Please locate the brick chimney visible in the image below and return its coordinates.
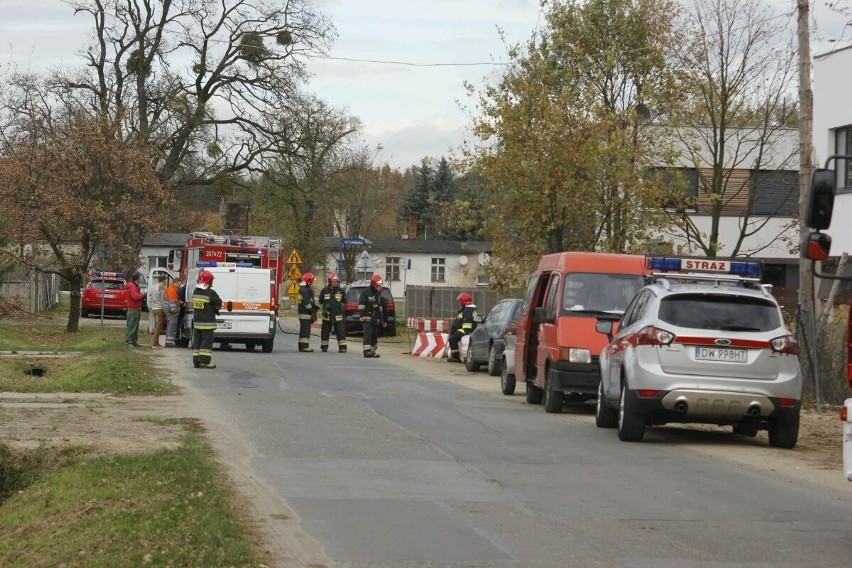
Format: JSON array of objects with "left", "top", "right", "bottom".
[
  {"left": 221, "top": 202, "right": 250, "bottom": 235},
  {"left": 406, "top": 215, "right": 418, "bottom": 240}
]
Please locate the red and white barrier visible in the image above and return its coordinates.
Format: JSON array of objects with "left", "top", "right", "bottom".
[
  {"left": 406, "top": 317, "right": 452, "bottom": 333},
  {"left": 411, "top": 332, "right": 448, "bottom": 358}
]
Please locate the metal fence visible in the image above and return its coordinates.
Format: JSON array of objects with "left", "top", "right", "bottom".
[{"left": 403, "top": 285, "right": 503, "bottom": 320}]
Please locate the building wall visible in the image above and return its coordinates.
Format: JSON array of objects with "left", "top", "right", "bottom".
[
  {"left": 657, "top": 215, "right": 798, "bottom": 259},
  {"left": 813, "top": 46, "right": 852, "bottom": 253},
  {"left": 323, "top": 250, "right": 491, "bottom": 298}
]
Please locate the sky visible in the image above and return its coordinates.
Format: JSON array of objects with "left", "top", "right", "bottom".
[{"left": 0, "top": 0, "right": 850, "bottom": 171}]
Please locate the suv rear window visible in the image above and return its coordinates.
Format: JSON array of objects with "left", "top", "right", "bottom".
[
  {"left": 90, "top": 279, "right": 124, "bottom": 291},
  {"left": 345, "top": 286, "right": 393, "bottom": 304},
  {"left": 658, "top": 294, "right": 781, "bottom": 332}
]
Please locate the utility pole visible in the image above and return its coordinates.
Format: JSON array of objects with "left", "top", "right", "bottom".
[
  {"left": 797, "top": 0, "right": 820, "bottom": 399},
  {"left": 798, "top": 0, "right": 815, "bottom": 310}
]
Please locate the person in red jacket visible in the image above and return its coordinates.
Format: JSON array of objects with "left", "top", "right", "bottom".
[{"left": 124, "top": 272, "right": 145, "bottom": 347}]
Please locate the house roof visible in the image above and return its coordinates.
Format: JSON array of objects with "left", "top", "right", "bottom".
[
  {"left": 143, "top": 233, "right": 191, "bottom": 247},
  {"left": 322, "top": 237, "right": 492, "bottom": 254}
]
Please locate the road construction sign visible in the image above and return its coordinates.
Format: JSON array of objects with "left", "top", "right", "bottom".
[
  {"left": 286, "top": 266, "right": 302, "bottom": 281},
  {"left": 287, "top": 249, "right": 303, "bottom": 264}
]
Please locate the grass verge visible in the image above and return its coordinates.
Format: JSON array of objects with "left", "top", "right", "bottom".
[
  {"left": 0, "top": 322, "right": 175, "bottom": 394},
  {"left": 0, "top": 318, "right": 264, "bottom": 567},
  {"left": 0, "top": 432, "right": 261, "bottom": 567}
]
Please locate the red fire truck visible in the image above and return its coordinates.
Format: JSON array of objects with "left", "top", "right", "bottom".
[
  {"left": 177, "top": 232, "right": 285, "bottom": 309},
  {"left": 149, "top": 232, "right": 285, "bottom": 350}
]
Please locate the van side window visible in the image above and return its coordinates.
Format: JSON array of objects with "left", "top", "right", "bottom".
[
  {"left": 522, "top": 275, "right": 540, "bottom": 314},
  {"left": 544, "top": 274, "right": 561, "bottom": 320}
]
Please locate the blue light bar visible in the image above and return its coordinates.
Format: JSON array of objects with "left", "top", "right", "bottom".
[
  {"left": 647, "top": 256, "right": 762, "bottom": 278},
  {"left": 647, "top": 256, "right": 682, "bottom": 271},
  {"left": 91, "top": 270, "right": 125, "bottom": 278},
  {"left": 728, "top": 261, "right": 762, "bottom": 278},
  {"left": 196, "top": 261, "right": 217, "bottom": 267}
]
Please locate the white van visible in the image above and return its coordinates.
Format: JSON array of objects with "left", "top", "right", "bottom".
[{"left": 185, "top": 265, "right": 277, "bottom": 353}]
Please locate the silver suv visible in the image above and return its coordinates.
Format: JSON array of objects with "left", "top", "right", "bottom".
[{"left": 594, "top": 257, "right": 802, "bottom": 448}]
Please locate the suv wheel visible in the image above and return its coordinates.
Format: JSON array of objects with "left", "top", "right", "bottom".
[
  {"left": 500, "top": 357, "right": 516, "bottom": 395},
  {"left": 595, "top": 380, "right": 617, "bottom": 428},
  {"left": 768, "top": 411, "right": 800, "bottom": 449},
  {"left": 487, "top": 344, "right": 500, "bottom": 376},
  {"left": 617, "top": 383, "right": 645, "bottom": 442}
]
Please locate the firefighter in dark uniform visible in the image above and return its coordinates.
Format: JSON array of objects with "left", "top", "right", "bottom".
[
  {"left": 192, "top": 270, "right": 222, "bottom": 369},
  {"left": 447, "top": 292, "right": 478, "bottom": 362},
  {"left": 359, "top": 274, "right": 386, "bottom": 358},
  {"left": 297, "top": 272, "right": 319, "bottom": 352},
  {"left": 318, "top": 273, "right": 347, "bottom": 353}
]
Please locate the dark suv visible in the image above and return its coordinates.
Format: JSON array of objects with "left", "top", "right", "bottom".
[{"left": 343, "top": 284, "right": 396, "bottom": 337}]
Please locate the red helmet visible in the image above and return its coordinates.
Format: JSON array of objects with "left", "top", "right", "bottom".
[
  {"left": 301, "top": 272, "right": 315, "bottom": 285},
  {"left": 198, "top": 270, "right": 214, "bottom": 286},
  {"left": 457, "top": 292, "right": 473, "bottom": 306},
  {"left": 370, "top": 274, "right": 383, "bottom": 289},
  {"left": 327, "top": 273, "right": 340, "bottom": 285}
]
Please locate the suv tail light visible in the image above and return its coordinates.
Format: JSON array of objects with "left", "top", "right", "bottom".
[
  {"left": 344, "top": 303, "right": 358, "bottom": 311},
  {"left": 384, "top": 302, "right": 395, "bottom": 311},
  {"left": 770, "top": 334, "right": 799, "bottom": 355},
  {"left": 636, "top": 326, "right": 675, "bottom": 346}
]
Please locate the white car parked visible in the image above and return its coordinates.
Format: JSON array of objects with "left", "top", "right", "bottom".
[{"left": 594, "top": 256, "right": 802, "bottom": 448}]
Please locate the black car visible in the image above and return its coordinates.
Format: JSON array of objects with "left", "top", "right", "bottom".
[
  {"left": 343, "top": 284, "right": 397, "bottom": 337},
  {"left": 465, "top": 298, "right": 523, "bottom": 376}
]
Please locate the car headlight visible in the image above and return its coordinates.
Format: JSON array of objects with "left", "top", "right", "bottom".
[{"left": 559, "top": 347, "right": 591, "bottom": 364}]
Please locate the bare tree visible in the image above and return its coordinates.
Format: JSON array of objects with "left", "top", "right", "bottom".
[
  {"left": 15, "top": 0, "right": 335, "bottom": 189},
  {"left": 667, "top": 0, "right": 799, "bottom": 258},
  {"left": 251, "top": 97, "right": 360, "bottom": 269}
]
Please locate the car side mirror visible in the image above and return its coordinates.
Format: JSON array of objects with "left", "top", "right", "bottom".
[
  {"left": 595, "top": 320, "right": 613, "bottom": 339},
  {"left": 805, "top": 168, "right": 836, "bottom": 230}
]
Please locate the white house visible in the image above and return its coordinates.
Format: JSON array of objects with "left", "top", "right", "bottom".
[
  {"left": 647, "top": 125, "right": 801, "bottom": 291},
  {"left": 813, "top": 45, "right": 852, "bottom": 253},
  {"left": 322, "top": 237, "right": 492, "bottom": 299}
]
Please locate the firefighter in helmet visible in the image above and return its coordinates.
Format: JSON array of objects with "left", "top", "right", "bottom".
[
  {"left": 192, "top": 270, "right": 222, "bottom": 369},
  {"left": 447, "top": 292, "right": 478, "bottom": 363},
  {"left": 358, "top": 274, "right": 386, "bottom": 358},
  {"left": 318, "top": 273, "right": 347, "bottom": 353},
  {"left": 297, "top": 272, "right": 320, "bottom": 352}
]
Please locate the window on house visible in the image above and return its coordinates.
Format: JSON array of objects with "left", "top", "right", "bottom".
[
  {"left": 386, "top": 257, "right": 400, "bottom": 282},
  {"left": 431, "top": 257, "right": 446, "bottom": 282},
  {"left": 650, "top": 167, "right": 698, "bottom": 213},
  {"left": 834, "top": 126, "right": 852, "bottom": 191}
]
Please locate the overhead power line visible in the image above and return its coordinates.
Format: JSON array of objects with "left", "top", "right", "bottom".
[{"left": 303, "top": 53, "right": 511, "bottom": 67}]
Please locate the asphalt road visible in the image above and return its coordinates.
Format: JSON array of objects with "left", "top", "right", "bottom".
[{"left": 162, "top": 322, "right": 852, "bottom": 568}]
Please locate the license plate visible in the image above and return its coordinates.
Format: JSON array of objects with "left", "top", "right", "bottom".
[
  {"left": 695, "top": 346, "right": 747, "bottom": 363},
  {"left": 216, "top": 321, "right": 232, "bottom": 330}
]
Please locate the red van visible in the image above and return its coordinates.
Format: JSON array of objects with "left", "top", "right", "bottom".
[{"left": 513, "top": 252, "right": 648, "bottom": 413}]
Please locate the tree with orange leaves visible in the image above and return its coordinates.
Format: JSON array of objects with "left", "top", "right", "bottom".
[{"left": 0, "top": 113, "right": 167, "bottom": 332}]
